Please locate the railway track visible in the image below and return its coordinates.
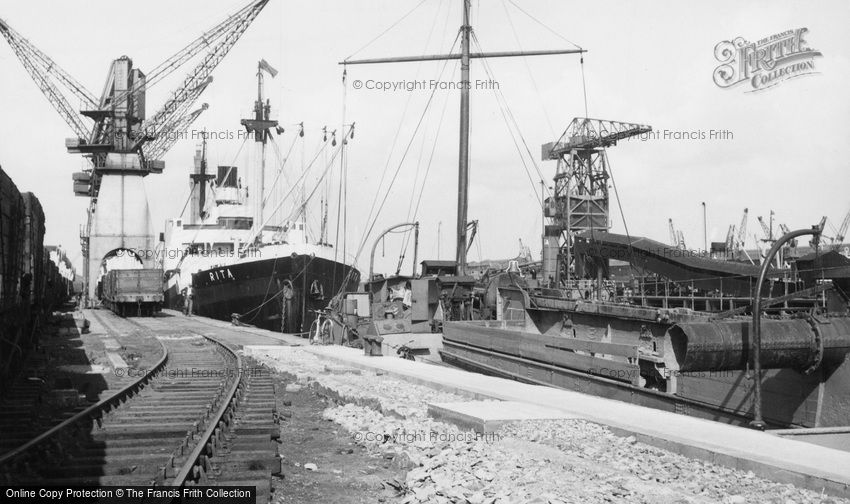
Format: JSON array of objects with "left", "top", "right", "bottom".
[
  {"left": 0, "top": 310, "right": 279, "bottom": 500},
  {"left": 0, "top": 313, "right": 93, "bottom": 455}
]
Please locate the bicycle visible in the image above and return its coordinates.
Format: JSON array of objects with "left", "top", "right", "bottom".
[
  {"left": 309, "top": 308, "right": 358, "bottom": 346},
  {"left": 308, "top": 309, "right": 335, "bottom": 345}
]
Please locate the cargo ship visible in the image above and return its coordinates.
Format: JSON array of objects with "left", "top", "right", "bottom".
[{"left": 162, "top": 60, "right": 360, "bottom": 333}]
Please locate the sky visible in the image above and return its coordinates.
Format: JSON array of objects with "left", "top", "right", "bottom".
[{"left": 0, "top": 0, "right": 848, "bottom": 276}]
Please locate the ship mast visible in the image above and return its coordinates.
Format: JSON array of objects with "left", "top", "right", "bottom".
[
  {"left": 341, "top": 1, "right": 584, "bottom": 275},
  {"left": 241, "top": 59, "right": 279, "bottom": 242},
  {"left": 456, "top": 0, "right": 471, "bottom": 274},
  {"left": 189, "top": 133, "right": 215, "bottom": 223}
]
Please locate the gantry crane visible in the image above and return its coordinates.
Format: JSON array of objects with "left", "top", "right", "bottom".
[
  {"left": 541, "top": 118, "right": 652, "bottom": 285},
  {"left": 0, "top": 0, "right": 271, "bottom": 304}
]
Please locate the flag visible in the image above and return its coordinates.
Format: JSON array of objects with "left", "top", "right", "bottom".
[{"left": 258, "top": 58, "right": 278, "bottom": 78}]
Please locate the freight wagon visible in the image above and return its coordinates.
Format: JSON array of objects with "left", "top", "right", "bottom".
[
  {"left": 101, "top": 269, "right": 163, "bottom": 316},
  {"left": 1, "top": 165, "right": 72, "bottom": 388}
]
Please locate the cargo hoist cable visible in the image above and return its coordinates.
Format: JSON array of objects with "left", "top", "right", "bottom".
[
  {"left": 341, "top": 30, "right": 460, "bottom": 275},
  {"left": 500, "top": 0, "right": 556, "bottom": 139},
  {"left": 249, "top": 137, "right": 332, "bottom": 238},
  {"left": 343, "top": 0, "right": 430, "bottom": 62},
  {"left": 238, "top": 134, "right": 350, "bottom": 322},
  {"left": 395, "top": 64, "right": 456, "bottom": 277},
  {"left": 264, "top": 133, "right": 301, "bottom": 212},
  {"left": 394, "top": 0, "right": 453, "bottom": 275},
  {"left": 332, "top": 36, "right": 460, "bottom": 302},
  {"left": 472, "top": 32, "right": 551, "bottom": 195},
  {"left": 504, "top": 0, "right": 587, "bottom": 117},
  {"left": 471, "top": 34, "right": 544, "bottom": 206},
  {"left": 353, "top": 9, "right": 458, "bottom": 269},
  {"left": 332, "top": 3, "right": 456, "bottom": 299}
]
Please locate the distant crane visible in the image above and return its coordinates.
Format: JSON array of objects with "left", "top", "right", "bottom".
[
  {"left": 668, "top": 219, "right": 677, "bottom": 246},
  {"left": 668, "top": 218, "right": 686, "bottom": 250},
  {"left": 757, "top": 211, "right": 795, "bottom": 266},
  {"left": 736, "top": 208, "right": 748, "bottom": 251},
  {"left": 779, "top": 223, "right": 796, "bottom": 248},
  {"left": 724, "top": 225, "right": 735, "bottom": 252},
  {"left": 833, "top": 208, "right": 850, "bottom": 249},
  {"left": 757, "top": 211, "right": 774, "bottom": 243}
]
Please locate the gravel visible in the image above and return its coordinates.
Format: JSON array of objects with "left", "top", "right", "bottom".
[{"left": 254, "top": 348, "right": 849, "bottom": 504}]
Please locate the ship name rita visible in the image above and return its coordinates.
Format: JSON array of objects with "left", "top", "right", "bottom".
[{"left": 208, "top": 268, "right": 236, "bottom": 283}]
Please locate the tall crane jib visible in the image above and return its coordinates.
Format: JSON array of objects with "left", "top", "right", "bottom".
[
  {"left": 736, "top": 208, "right": 748, "bottom": 251},
  {"left": 0, "top": 0, "right": 271, "bottom": 305},
  {"left": 834, "top": 208, "right": 850, "bottom": 249},
  {"left": 539, "top": 118, "right": 652, "bottom": 286}
]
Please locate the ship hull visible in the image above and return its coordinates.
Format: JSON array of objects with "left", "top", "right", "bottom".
[
  {"left": 442, "top": 297, "right": 850, "bottom": 429},
  {"left": 192, "top": 254, "right": 360, "bottom": 333}
]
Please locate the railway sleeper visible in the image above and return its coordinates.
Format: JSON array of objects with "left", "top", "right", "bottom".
[
  {"left": 222, "top": 436, "right": 278, "bottom": 451},
  {"left": 213, "top": 456, "right": 281, "bottom": 476},
  {"left": 235, "top": 412, "right": 277, "bottom": 423},
  {"left": 74, "top": 441, "right": 180, "bottom": 455},
  {"left": 90, "top": 424, "right": 196, "bottom": 439}
]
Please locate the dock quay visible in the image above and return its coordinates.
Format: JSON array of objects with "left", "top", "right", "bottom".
[{"left": 181, "top": 311, "right": 850, "bottom": 502}]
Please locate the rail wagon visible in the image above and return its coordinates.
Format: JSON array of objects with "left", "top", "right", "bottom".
[
  {"left": 1, "top": 166, "right": 73, "bottom": 387},
  {"left": 101, "top": 269, "right": 163, "bottom": 316}
]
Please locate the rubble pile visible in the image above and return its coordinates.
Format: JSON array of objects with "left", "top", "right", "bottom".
[
  {"left": 252, "top": 348, "right": 471, "bottom": 417},
  {"left": 258, "top": 349, "right": 847, "bottom": 503}
]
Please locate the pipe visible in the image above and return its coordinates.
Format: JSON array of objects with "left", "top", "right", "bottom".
[
  {"left": 750, "top": 225, "right": 822, "bottom": 430},
  {"left": 368, "top": 222, "right": 419, "bottom": 284}
]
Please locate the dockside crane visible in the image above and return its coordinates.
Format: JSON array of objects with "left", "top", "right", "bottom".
[
  {"left": 724, "top": 225, "right": 735, "bottom": 252},
  {"left": 669, "top": 219, "right": 677, "bottom": 247},
  {"left": 539, "top": 118, "right": 651, "bottom": 285},
  {"left": 757, "top": 212, "right": 774, "bottom": 243},
  {"left": 144, "top": 103, "right": 210, "bottom": 163},
  {"left": 779, "top": 223, "right": 797, "bottom": 248},
  {"left": 736, "top": 208, "right": 748, "bottom": 252},
  {"left": 0, "top": 0, "right": 271, "bottom": 305},
  {"left": 668, "top": 218, "right": 686, "bottom": 250},
  {"left": 0, "top": 19, "right": 95, "bottom": 139},
  {"left": 833, "top": 208, "right": 850, "bottom": 249}
]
